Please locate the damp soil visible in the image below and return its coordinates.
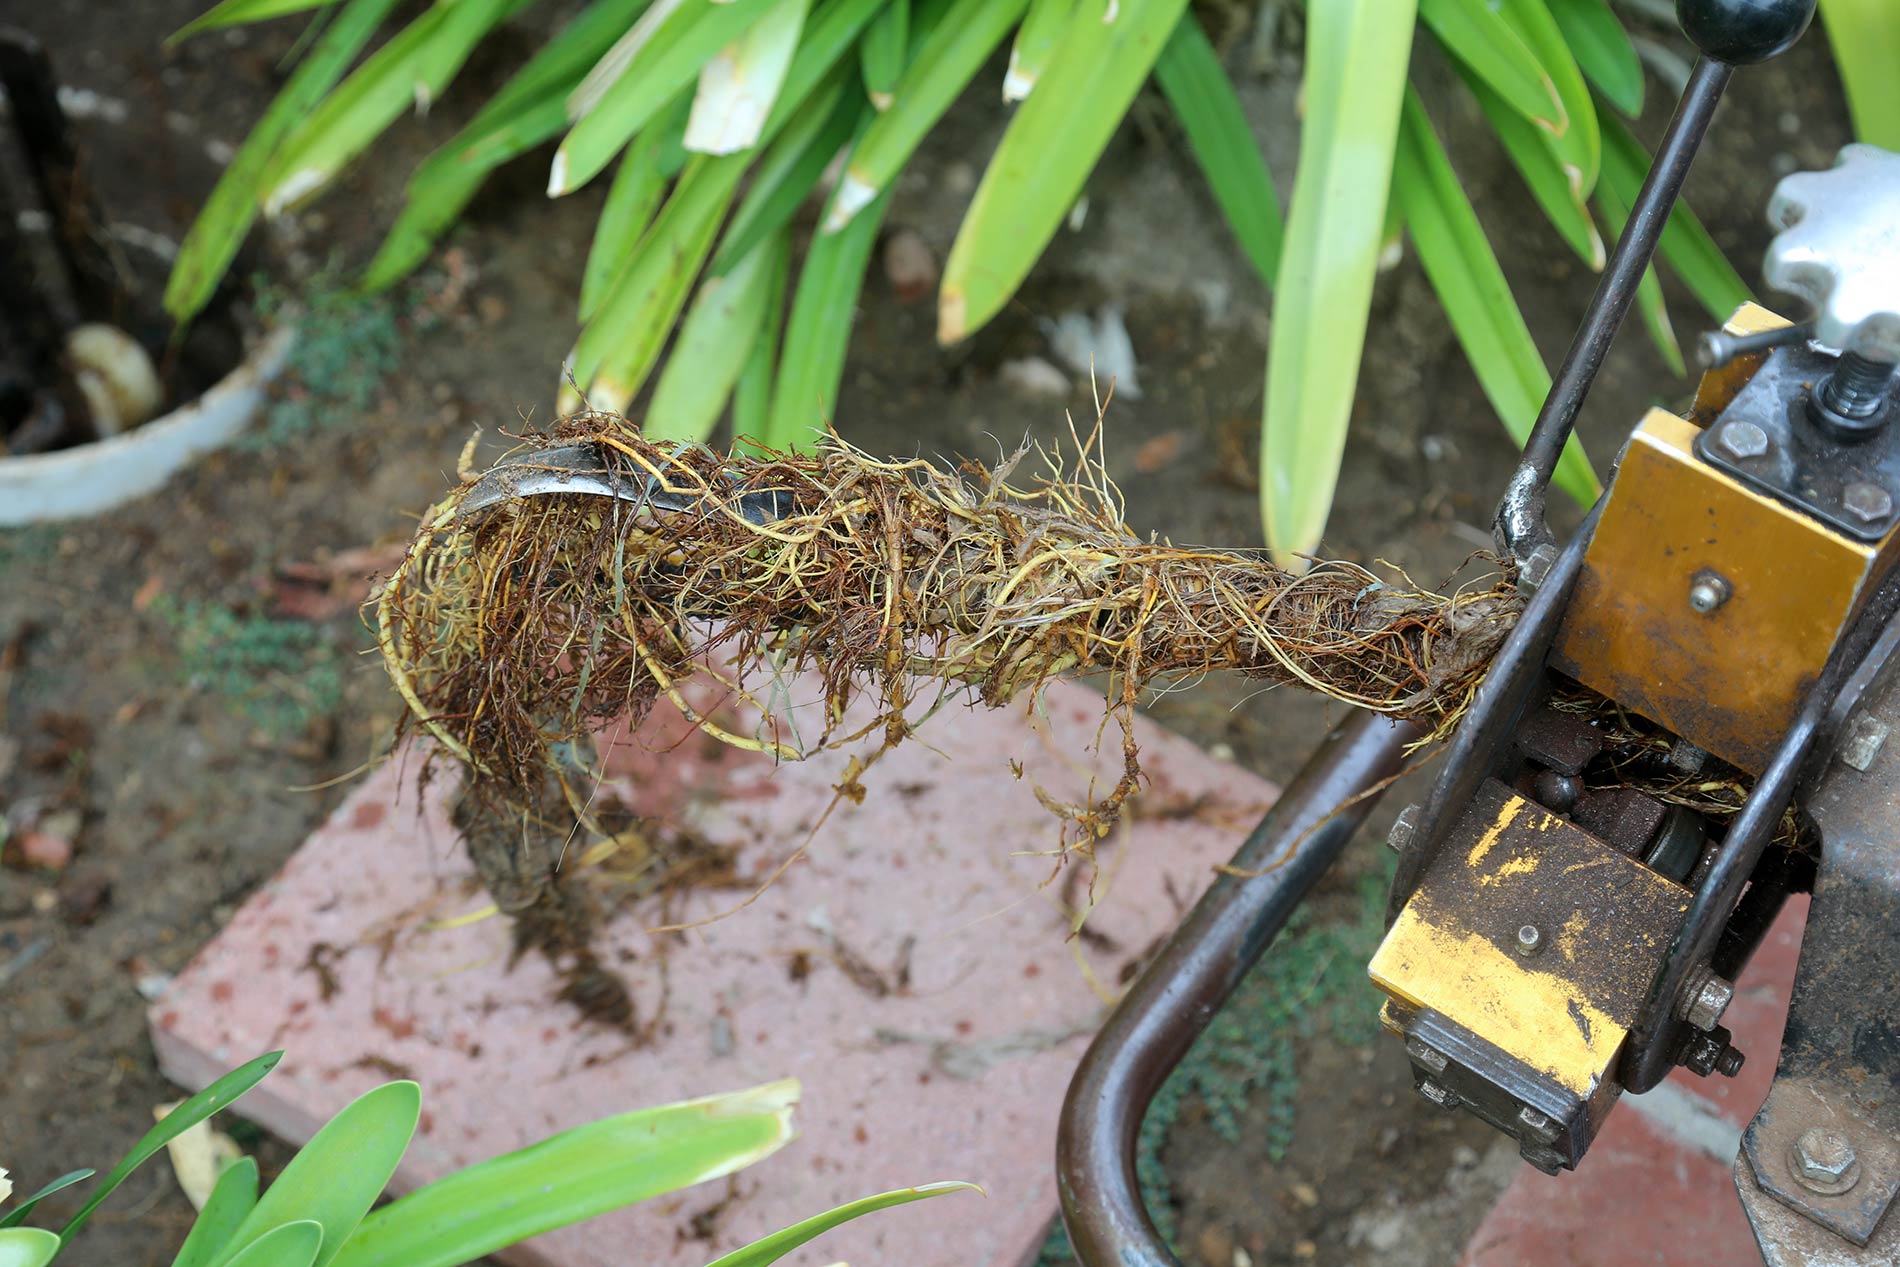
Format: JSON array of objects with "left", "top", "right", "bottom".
[{"left": 0, "top": 4, "right": 1854, "bottom": 1265}]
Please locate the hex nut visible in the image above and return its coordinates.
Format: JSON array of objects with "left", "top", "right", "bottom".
[
  {"left": 1418, "top": 1080, "right": 1461, "bottom": 1111},
  {"left": 1517, "top": 544, "right": 1559, "bottom": 594},
  {"left": 1719, "top": 420, "right": 1771, "bottom": 459},
  {"left": 1844, "top": 481, "right": 1895, "bottom": 524},
  {"left": 1386, "top": 803, "right": 1421, "bottom": 854},
  {"left": 1405, "top": 1036, "right": 1449, "bottom": 1074},
  {"left": 1689, "top": 570, "right": 1732, "bottom": 614},
  {"left": 1684, "top": 974, "right": 1734, "bottom": 1031},
  {"left": 1791, "top": 1127, "right": 1861, "bottom": 1195},
  {"left": 1517, "top": 1105, "right": 1560, "bottom": 1143}
]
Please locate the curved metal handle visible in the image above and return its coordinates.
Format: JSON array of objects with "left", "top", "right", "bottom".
[{"left": 1056, "top": 709, "right": 1418, "bottom": 1266}]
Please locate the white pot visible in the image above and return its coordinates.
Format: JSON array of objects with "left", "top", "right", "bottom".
[{"left": 0, "top": 325, "right": 294, "bottom": 526}]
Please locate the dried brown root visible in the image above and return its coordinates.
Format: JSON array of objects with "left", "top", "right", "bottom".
[{"left": 377, "top": 411, "right": 1523, "bottom": 860}]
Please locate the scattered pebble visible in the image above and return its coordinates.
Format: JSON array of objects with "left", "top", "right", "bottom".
[
  {"left": 136, "top": 971, "right": 175, "bottom": 1002},
  {"left": 1133, "top": 429, "right": 1185, "bottom": 474},
  {"left": 477, "top": 295, "right": 508, "bottom": 324},
  {"left": 1289, "top": 1180, "right": 1320, "bottom": 1208},
  {"left": 1196, "top": 1223, "right": 1234, "bottom": 1267},
  {"left": 997, "top": 357, "right": 1070, "bottom": 399},
  {"left": 1208, "top": 741, "right": 1236, "bottom": 762},
  {"left": 942, "top": 162, "right": 976, "bottom": 195},
  {"left": 1043, "top": 306, "right": 1142, "bottom": 400},
  {"left": 1292, "top": 1242, "right": 1316, "bottom": 1260},
  {"left": 59, "top": 871, "right": 113, "bottom": 925},
  {"left": 15, "top": 830, "right": 73, "bottom": 871},
  {"left": 882, "top": 229, "right": 938, "bottom": 304},
  {"left": 1453, "top": 1143, "right": 1480, "bottom": 1169}
]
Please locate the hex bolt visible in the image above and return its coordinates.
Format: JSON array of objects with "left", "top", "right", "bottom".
[
  {"left": 1719, "top": 419, "right": 1771, "bottom": 459},
  {"left": 1405, "top": 1036, "right": 1449, "bottom": 1074},
  {"left": 1843, "top": 481, "right": 1894, "bottom": 524},
  {"left": 1517, "top": 1105, "right": 1560, "bottom": 1143},
  {"left": 1418, "top": 1080, "right": 1461, "bottom": 1111},
  {"left": 1517, "top": 543, "right": 1559, "bottom": 594},
  {"left": 1840, "top": 713, "right": 1891, "bottom": 772},
  {"left": 1515, "top": 924, "right": 1543, "bottom": 956},
  {"left": 1667, "top": 739, "right": 1710, "bottom": 775},
  {"left": 1689, "top": 570, "right": 1732, "bottom": 614},
  {"left": 1715, "top": 1047, "right": 1745, "bottom": 1078},
  {"left": 1791, "top": 1128, "right": 1862, "bottom": 1195},
  {"left": 1386, "top": 803, "right": 1421, "bottom": 854},
  {"left": 1676, "top": 970, "right": 1735, "bottom": 1031}
]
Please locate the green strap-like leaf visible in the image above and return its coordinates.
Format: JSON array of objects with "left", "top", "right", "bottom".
[
  {"left": 1598, "top": 112, "right": 1749, "bottom": 321},
  {"left": 733, "top": 236, "right": 794, "bottom": 448},
  {"left": 1003, "top": 0, "right": 1073, "bottom": 100},
  {"left": 699, "top": 1182, "right": 981, "bottom": 1267},
  {"left": 552, "top": 0, "right": 779, "bottom": 195},
  {"left": 830, "top": 0, "right": 1030, "bottom": 233},
  {"left": 59, "top": 1052, "right": 283, "bottom": 1246},
  {"left": 0, "top": 1171, "right": 94, "bottom": 1230},
  {"left": 329, "top": 1081, "right": 798, "bottom": 1267},
  {"left": 221, "top": 1221, "right": 322, "bottom": 1267},
  {"left": 0, "top": 1229, "right": 62, "bottom": 1267},
  {"left": 1394, "top": 86, "right": 1599, "bottom": 506},
  {"left": 714, "top": 72, "right": 860, "bottom": 274},
  {"left": 684, "top": 0, "right": 816, "bottom": 155},
  {"left": 940, "top": 0, "right": 1190, "bottom": 341},
  {"left": 861, "top": 0, "right": 910, "bottom": 108},
  {"left": 1546, "top": 0, "right": 1642, "bottom": 116},
  {"left": 1456, "top": 60, "right": 1603, "bottom": 269},
  {"left": 170, "top": 0, "right": 339, "bottom": 44},
  {"left": 210, "top": 1081, "right": 418, "bottom": 1267},
  {"left": 171, "top": 1159, "right": 261, "bottom": 1267},
  {"left": 1818, "top": 0, "right": 1900, "bottom": 148},
  {"left": 1418, "top": 0, "right": 1562, "bottom": 130},
  {"left": 164, "top": 0, "right": 400, "bottom": 322},
  {"left": 260, "top": 0, "right": 527, "bottom": 216},
  {"left": 763, "top": 184, "right": 894, "bottom": 450},
  {"left": 577, "top": 93, "right": 691, "bottom": 321},
  {"left": 1152, "top": 13, "right": 1282, "bottom": 286},
  {"left": 1497, "top": 0, "right": 1598, "bottom": 199},
  {"left": 649, "top": 231, "right": 791, "bottom": 442},
  {"left": 1259, "top": 0, "right": 1416, "bottom": 563}
]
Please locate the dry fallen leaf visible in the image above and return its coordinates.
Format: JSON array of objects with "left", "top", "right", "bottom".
[{"left": 153, "top": 1101, "right": 244, "bottom": 1210}]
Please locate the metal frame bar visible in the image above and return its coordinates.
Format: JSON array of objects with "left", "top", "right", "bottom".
[{"left": 1055, "top": 709, "right": 1419, "bottom": 1266}]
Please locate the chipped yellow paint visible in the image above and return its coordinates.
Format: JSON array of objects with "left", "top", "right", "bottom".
[
  {"left": 1557, "top": 910, "right": 1592, "bottom": 961},
  {"left": 1465, "top": 798, "right": 1526, "bottom": 869},
  {"left": 1480, "top": 853, "right": 1541, "bottom": 888},
  {"left": 1369, "top": 905, "right": 1626, "bottom": 1098}
]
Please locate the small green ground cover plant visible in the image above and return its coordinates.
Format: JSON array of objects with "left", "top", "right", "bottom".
[
  {"left": 158, "top": 0, "right": 1900, "bottom": 565},
  {"left": 244, "top": 281, "right": 402, "bottom": 450},
  {"left": 156, "top": 597, "right": 343, "bottom": 737},
  {"left": 0, "top": 1051, "right": 974, "bottom": 1267}
]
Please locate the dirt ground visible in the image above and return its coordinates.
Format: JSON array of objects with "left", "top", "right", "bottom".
[{"left": 0, "top": 3, "right": 1855, "bottom": 1265}]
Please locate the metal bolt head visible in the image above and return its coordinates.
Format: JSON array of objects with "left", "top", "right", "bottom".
[
  {"left": 1719, "top": 419, "right": 1770, "bottom": 459},
  {"left": 1386, "top": 803, "right": 1421, "bottom": 854},
  {"left": 1405, "top": 1036, "right": 1449, "bottom": 1074},
  {"left": 1840, "top": 713, "right": 1891, "bottom": 771},
  {"left": 1517, "top": 543, "right": 1559, "bottom": 594},
  {"left": 1791, "top": 1128, "right": 1862, "bottom": 1195},
  {"left": 1689, "top": 569, "right": 1732, "bottom": 614},
  {"left": 1418, "top": 1079, "right": 1461, "bottom": 1111},
  {"left": 1843, "top": 480, "right": 1894, "bottom": 524},
  {"left": 1516, "top": 1105, "right": 1560, "bottom": 1143},
  {"left": 1515, "top": 924, "right": 1543, "bottom": 955},
  {"left": 1667, "top": 739, "right": 1710, "bottom": 775},
  {"left": 1684, "top": 974, "right": 1735, "bottom": 1031}
]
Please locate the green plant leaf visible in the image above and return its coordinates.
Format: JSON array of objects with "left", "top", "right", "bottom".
[
  {"left": 1259, "top": 0, "right": 1416, "bottom": 563},
  {"left": 829, "top": 0, "right": 1030, "bottom": 232},
  {"left": 1152, "top": 13, "right": 1282, "bottom": 286},
  {"left": 648, "top": 231, "right": 791, "bottom": 442},
  {"left": 940, "top": 0, "right": 1189, "bottom": 341},
  {"left": 59, "top": 1052, "right": 283, "bottom": 1246},
  {"left": 361, "top": 0, "right": 653, "bottom": 292},
  {"left": 222, "top": 1222, "right": 322, "bottom": 1267},
  {"left": 685, "top": 0, "right": 815, "bottom": 154},
  {"left": 1546, "top": 0, "right": 1642, "bottom": 116},
  {"left": 164, "top": 0, "right": 401, "bottom": 323},
  {"left": 0, "top": 1229, "right": 62, "bottom": 1267},
  {"left": 764, "top": 184, "right": 893, "bottom": 449},
  {"left": 1598, "top": 113, "right": 1749, "bottom": 321},
  {"left": 861, "top": 0, "right": 910, "bottom": 108},
  {"left": 577, "top": 94, "right": 691, "bottom": 321},
  {"left": 714, "top": 73, "right": 859, "bottom": 273},
  {"left": 171, "top": 1159, "right": 260, "bottom": 1267},
  {"left": 1818, "top": 0, "right": 1900, "bottom": 148},
  {"left": 1003, "top": 0, "right": 1072, "bottom": 100},
  {"left": 261, "top": 0, "right": 526, "bottom": 216},
  {"left": 732, "top": 239, "right": 793, "bottom": 447},
  {"left": 552, "top": 0, "right": 778, "bottom": 194},
  {"left": 0, "top": 1172, "right": 94, "bottom": 1230},
  {"left": 170, "top": 0, "right": 338, "bottom": 44},
  {"left": 328, "top": 1080, "right": 799, "bottom": 1267},
  {"left": 1456, "top": 61, "right": 1603, "bottom": 269},
  {"left": 1593, "top": 185, "right": 1684, "bottom": 377},
  {"left": 1394, "top": 86, "right": 1599, "bottom": 506},
  {"left": 1418, "top": 0, "right": 1562, "bottom": 129},
  {"left": 211, "top": 1081, "right": 418, "bottom": 1267},
  {"left": 1497, "top": 0, "right": 1598, "bottom": 200},
  {"left": 700, "top": 1182, "right": 981, "bottom": 1267}
]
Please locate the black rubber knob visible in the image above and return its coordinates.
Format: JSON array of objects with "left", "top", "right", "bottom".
[{"left": 1677, "top": 0, "right": 1816, "bottom": 64}]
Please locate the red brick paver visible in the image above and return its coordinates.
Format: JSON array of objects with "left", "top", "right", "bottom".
[{"left": 149, "top": 680, "right": 1280, "bottom": 1267}]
